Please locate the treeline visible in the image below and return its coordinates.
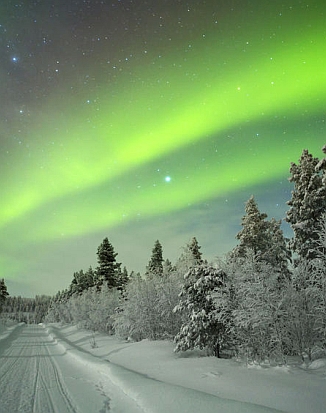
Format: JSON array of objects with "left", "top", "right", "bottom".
[
  {"left": 45, "top": 146, "right": 326, "bottom": 364},
  {"left": 1, "top": 295, "right": 51, "bottom": 324}
]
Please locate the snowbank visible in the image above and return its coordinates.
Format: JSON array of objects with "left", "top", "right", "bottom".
[
  {"left": 0, "top": 320, "right": 24, "bottom": 342},
  {"left": 45, "top": 324, "right": 326, "bottom": 413}
]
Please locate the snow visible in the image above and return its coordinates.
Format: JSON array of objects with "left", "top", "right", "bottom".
[{"left": 0, "top": 322, "right": 325, "bottom": 413}]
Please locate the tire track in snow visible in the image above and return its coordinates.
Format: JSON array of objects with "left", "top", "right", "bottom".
[
  {"left": 0, "top": 324, "right": 143, "bottom": 413},
  {"left": 0, "top": 325, "right": 78, "bottom": 413}
]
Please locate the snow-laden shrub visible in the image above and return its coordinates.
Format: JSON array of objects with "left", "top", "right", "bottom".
[
  {"left": 228, "top": 251, "right": 291, "bottom": 364},
  {"left": 68, "top": 286, "right": 121, "bottom": 333},
  {"left": 115, "top": 272, "right": 183, "bottom": 341}
]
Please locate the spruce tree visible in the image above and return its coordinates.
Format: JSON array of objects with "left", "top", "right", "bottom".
[
  {"left": 0, "top": 278, "right": 9, "bottom": 312},
  {"left": 145, "top": 240, "right": 164, "bottom": 278},
  {"left": 286, "top": 147, "right": 326, "bottom": 260},
  {"left": 95, "top": 238, "right": 121, "bottom": 289},
  {"left": 163, "top": 259, "right": 175, "bottom": 276},
  {"left": 235, "top": 195, "right": 269, "bottom": 257},
  {"left": 174, "top": 263, "right": 227, "bottom": 357},
  {"left": 187, "top": 236, "right": 203, "bottom": 264},
  {"left": 233, "top": 196, "right": 290, "bottom": 277},
  {"left": 175, "top": 236, "right": 204, "bottom": 275},
  {"left": 69, "top": 267, "right": 95, "bottom": 296},
  {"left": 116, "top": 266, "right": 129, "bottom": 292},
  {"left": 84, "top": 266, "right": 95, "bottom": 289}
]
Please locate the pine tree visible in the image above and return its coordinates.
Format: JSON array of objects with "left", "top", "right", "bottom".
[
  {"left": 233, "top": 196, "right": 290, "bottom": 277},
  {"left": 187, "top": 237, "right": 203, "bottom": 264},
  {"left": 286, "top": 147, "right": 326, "bottom": 260},
  {"left": 145, "top": 240, "right": 164, "bottom": 278},
  {"left": 174, "top": 263, "right": 227, "bottom": 357},
  {"left": 95, "top": 238, "right": 121, "bottom": 289},
  {"left": 0, "top": 278, "right": 9, "bottom": 312},
  {"left": 163, "top": 259, "right": 175, "bottom": 276},
  {"left": 84, "top": 266, "right": 95, "bottom": 289},
  {"left": 116, "top": 266, "right": 129, "bottom": 292},
  {"left": 69, "top": 267, "right": 95, "bottom": 296},
  {"left": 175, "top": 236, "right": 204, "bottom": 275},
  {"left": 235, "top": 196, "right": 269, "bottom": 257},
  {"left": 264, "top": 218, "right": 292, "bottom": 279}
]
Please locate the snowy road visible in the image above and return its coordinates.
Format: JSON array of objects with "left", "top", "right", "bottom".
[
  {"left": 0, "top": 324, "right": 79, "bottom": 412},
  {"left": 0, "top": 324, "right": 306, "bottom": 413},
  {"left": 0, "top": 324, "right": 143, "bottom": 413}
]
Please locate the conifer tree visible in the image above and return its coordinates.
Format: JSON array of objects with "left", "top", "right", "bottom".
[
  {"left": 0, "top": 278, "right": 9, "bottom": 312},
  {"left": 175, "top": 236, "right": 204, "bottom": 275},
  {"left": 84, "top": 266, "right": 95, "bottom": 289},
  {"left": 95, "top": 238, "right": 121, "bottom": 289},
  {"left": 69, "top": 267, "right": 95, "bottom": 296},
  {"left": 286, "top": 147, "right": 326, "bottom": 260},
  {"left": 174, "top": 263, "right": 227, "bottom": 357},
  {"left": 145, "top": 240, "right": 164, "bottom": 278},
  {"left": 163, "top": 259, "right": 175, "bottom": 276},
  {"left": 116, "top": 266, "right": 129, "bottom": 292},
  {"left": 235, "top": 195, "right": 269, "bottom": 257},
  {"left": 233, "top": 196, "right": 290, "bottom": 277},
  {"left": 187, "top": 236, "right": 203, "bottom": 264}
]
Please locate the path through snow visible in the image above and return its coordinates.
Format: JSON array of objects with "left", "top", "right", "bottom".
[
  {"left": 0, "top": 324, "right": 142, "bottom": 413},
  {"left": 0, "top": 323, "right": 324, "bottom": 413}
]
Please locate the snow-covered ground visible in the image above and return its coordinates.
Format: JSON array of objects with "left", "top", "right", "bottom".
[{"left": 0, "top": 322, "right": 325, "bottom": 413}]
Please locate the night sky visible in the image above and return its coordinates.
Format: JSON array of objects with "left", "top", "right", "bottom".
[{"left": 1, "top": 0, "right": 325, "bottom": 296}]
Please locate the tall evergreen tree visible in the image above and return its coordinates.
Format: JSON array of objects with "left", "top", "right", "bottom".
[
  {"left": 95, "top": 238, "right": 121, "bottom": 289},
  {"left": 163, "top": 259, "right": 175, "bottom": 276},
  {"left": 233, "top": 196, "right": 290, "bottom": 276},
  {"left": 69, "top": 267, "right": 95, "bottom": 296},
  {"left": 174, "top": 263, "right": 227, "bottom": 357},
  {"left": 0, "top": 278, "right": 9, "bottom": 311},
  {"left": 187, "top": 236, "right": 203, "bottom": 264},
  {"left": 286, "top": 147, "right": 326, "bottom": 260},
  {"left": 235, "top": 195, "right": 269, "bottom": 257},
  {"left": 175, "top": 236, "right": 204, "bottom": 275},
  {"left": 145, "top": 240, "right": 164, "bottom": 278},
  {"left": 116, "top": 266, "right": 129, "bottom": 292}
]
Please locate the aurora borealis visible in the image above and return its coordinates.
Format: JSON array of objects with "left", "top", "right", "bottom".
[{"left": 1, "top": 1, "right": 325, "bottom": 296}]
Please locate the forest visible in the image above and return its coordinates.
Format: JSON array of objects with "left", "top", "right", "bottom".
[{"left": 1, "top": 146, "right": 326, "bottom": 364}]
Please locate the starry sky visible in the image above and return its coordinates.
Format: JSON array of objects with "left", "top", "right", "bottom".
[{"left": 1, "top": 0, "right": 325, "bottom": 297}]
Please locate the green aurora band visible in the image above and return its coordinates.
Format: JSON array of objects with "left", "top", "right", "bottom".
[{"left": 1, "top": 6, "right": 325, "bottom": 280}]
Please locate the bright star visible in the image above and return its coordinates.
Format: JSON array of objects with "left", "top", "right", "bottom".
[{"left": 165, "top": 176, "right": 171, "bottom": 182}]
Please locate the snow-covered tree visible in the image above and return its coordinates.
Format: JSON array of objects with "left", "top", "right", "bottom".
[
  {"left": 145, "top": 240, "right": 164, "bottom": 278},
  {"left": 68, "top": 286, "right": 121, "bottom": 333},
  {"left": 234, "top": 195, "right": 269, "bottom": 256},
  {"left": 95, "top": 238, "right": 122, "bottom": 289},
  {"left": 69, "top": 267, "right": 95, "bottom": 296},
  {"left": 116, "top": 266, "right": 129, "bottom": 292},
  {"left": 174, "top": 237, "right": 205, "bottom": 286},
  {"left": 174, "top": 263, "right": 227, "bottom": 357},
  {"left": 286, "top": 147, "right": 326, "bottom": 260},
  {"left": 300, "top": 212, "right": 326, "bottom": 352},
  {"left": 45, "top": 289, "right": 73, "bottom": 323},
  {"left": 233, "top": 196, "right": 290, "bottom": 279},
  {"left": 264, "top": 218, "right": 292, "bottom": 280},
  {"left": 284, "top": 258, "right": 323, "bottom": 361},
  {"left": 0, "top": 278, "right": 9, "bottom": 312},
  {"left": 163, "top": 259, "right": 175, "bottom": 276},
  {"left": 115, "top": 275, "right": 161, "bottom": 340},
  {"left": 115, "top": 267, "right": 183, "bottom": 341},
  {"left": 230, "top": 251, "right": 290, "bottom": 363}
]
